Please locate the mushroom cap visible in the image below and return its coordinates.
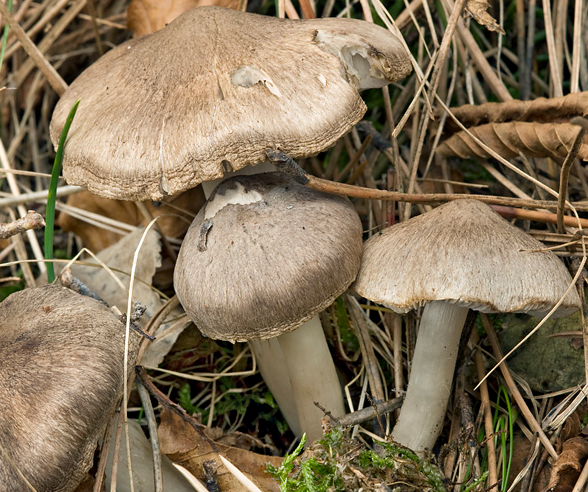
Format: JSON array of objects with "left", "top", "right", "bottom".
[
  {"left": 353, "top": 199, "right": 581, "bottom": 317},
  {"left": 174, "top": 172, "right": 363, "bottom": 342},
  {"left": 0, "top": 285, "right": 139, "bottom": 492},
  {"left": 50, "top": 7, "right": 411, "bottom": 201}
]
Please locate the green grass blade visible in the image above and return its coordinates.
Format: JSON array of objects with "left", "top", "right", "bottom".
[
  {"left": 0, "top": 0, "right": 13, "bottom": 71},
  {"left": 45, "top": 99, "right": 79, "bottom": 283}
]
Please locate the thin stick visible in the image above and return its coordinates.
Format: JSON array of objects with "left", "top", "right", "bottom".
[
  {"left": 481, "top": 315, "right": 558, "bottom": 460},
  {"left": 0, "top": 185, "right": 84, "bottom": 207},
  {"left": 557, "top": 117, "right": 588, "bottom": 233},
  {"left": 136, "top": 379, "right": 163, "bottom": 492},
  {"left": 542, "top": 0, "right": 563, "bottom": 97},
  {"left": 491, "top": 205, "right": 588, "bottom": 229},
  {"left": 267, "top": 150, "right": 588, "bottom": 212},
  {"left": 472, "top": 332, "right": 498, "bottom": 491},
  {"left": 0, "top": 210, "right": 44, "bottom": 239},
  {"left": 570, "top": 0, "right": 583, "bottom": 93}
]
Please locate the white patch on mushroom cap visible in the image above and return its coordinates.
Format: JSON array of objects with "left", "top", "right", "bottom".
[
  {"left": 313, "top": 30, "right": 392, "bottom": 90},
  {"left": 204, "top": 182, "right": 263, "bottom": 220},
  {"left": 231, "top": 65, "right": 282, "bottom": 98}
]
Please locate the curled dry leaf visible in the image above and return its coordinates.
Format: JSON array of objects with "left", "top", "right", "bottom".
[
  {"left": 547, "top": 436, "right": 588, "bottom": 491},
  {"left": 465, "top": 0, "right": 505, "bottom": 35},
  {"left": 437, "top": 92, "right": 588, "bottom": 161},
  {"left": 127, "top": 0, "right": 242, "bottom": 37},
  {"left": 158, "top": 410, "right": 281, "bottom": 492}
]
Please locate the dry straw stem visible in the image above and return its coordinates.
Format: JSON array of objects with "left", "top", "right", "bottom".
[
  {"left": 0, "top": 0, "right": 67, "bottom": 95},
  {"left": 0, "top": 210, "right": 44, "bottom": 239}
]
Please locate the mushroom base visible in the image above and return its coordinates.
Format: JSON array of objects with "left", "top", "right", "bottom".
[{"left": 391, "top": 301, "right": 469, "bottom": 452}]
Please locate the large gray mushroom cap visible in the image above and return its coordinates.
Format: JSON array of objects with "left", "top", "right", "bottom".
[
  {"left": 0, "top": 285, "right": 140, "bottom": 492},
  {"left": 174, "top": 172, "right": 363, "bottom": 342},
  {"left": 353, "top": 199, "right": 581, "bottom": 316},
  {"left": 50, "top": 6, "right": 411, "bottom": 201}
]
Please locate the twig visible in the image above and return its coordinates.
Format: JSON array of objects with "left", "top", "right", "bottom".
[
  {"left": 267, "top": 150, "right": 588, "bottom": 212},
  {"left": 472, "top": 332, "right": 498, "bottom": 491},
  {"left": 557, "top": 116, "right": 588, "bottom": 233},
  {"left": 0, "top": 210, "right": 44, "bottom": 239},
  {"left": 491, "top": 205, "right": 588, "bottom": 229},
  {"left": 337, "top": 397, "right": 404, "bottom": 427},
  {"left": 136, "top": 378, "right": 163, "bottom": 492},
  {"left": 0, "top": 185, "right": 84, "bottom": 207}
]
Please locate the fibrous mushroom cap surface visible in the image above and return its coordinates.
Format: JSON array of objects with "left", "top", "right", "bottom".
[
  {"left": 50, "top": 7, "right": 411, "bottom": 200},
  {"left": 0, "top": 285, "right": 139, "bottom": 492},
  {"left": 353, "top": 199, "right": 580, "bottom": 316},
  {"left": 174, "top": 172, "right": 363, "bottom": 341}
]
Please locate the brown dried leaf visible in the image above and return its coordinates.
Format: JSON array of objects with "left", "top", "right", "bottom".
[
  {"left": 466, "top": 0, "right": 505, "bottom": 34},
  {"left": 158, "top": 410, "right": 281, "bottom": 492},
  {"left": 58, "top": 187, "right": 204, "bottom": 253},
  {"left": 443, "top": 92, "right": 588, "bottom": 131},
  {"left": 547, "top": 436, "right": 588, "bottom": 491},
  {"left": 438, "top": 121, "right": 588, "bottom": 161},
  {"left": 127, "top": 0, "right": 242, "bottom": 37},
  {"left": 437, "top": 93, "right": 588, "bottom": 162}
]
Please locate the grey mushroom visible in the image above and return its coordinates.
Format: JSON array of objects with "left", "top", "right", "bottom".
[
  {"left": 0, "top": 285, "right": 141, "bottom": 491},
  {"left": 353, "top": 199, "right": 581, "bottom": 452}
]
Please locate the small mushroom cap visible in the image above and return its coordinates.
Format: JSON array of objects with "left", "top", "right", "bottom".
[
  {"left": 353, "top": 199, "right": 581, "bottom": 317},
  {"left": 0, "top": 285, "right": 139, "bottom": 492},
  {"left": 174, "top": 172, "right": 363, "bottom": 342},
  {"left": 50, "top": 7, "right": 411, "bottom": 201}
]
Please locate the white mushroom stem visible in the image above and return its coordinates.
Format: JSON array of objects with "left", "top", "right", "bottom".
[
  {"left": 249, "top": 317, "right": 345, "bottom": 442},
  {"left": 201, "top": 163, "right": 345, "bottom": 442},
  {"left": 277, "top": 315, "right": 345, "bottom": 441},
  {"left": 391, "top": 301, "right": 469, "bottom": 452},
  {"left": 249, "top": 338, "right": 302, "bottom": 437}
]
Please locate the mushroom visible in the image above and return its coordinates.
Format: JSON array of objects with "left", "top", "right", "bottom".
[
  {"left": 50, "top": 6, "right": 410, "bottom": 201},
  {"left": 353, "top": 199, "right": 581, "bottom": 452},
  {"left": 174, "top": 172, "right": 363, "bottom": 441},
  {"left": 0, "top": 284, "right": 140, "bottom": 491}
]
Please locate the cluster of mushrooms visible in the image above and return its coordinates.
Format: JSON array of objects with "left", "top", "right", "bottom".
[{"left": 1, "top": 5, "right": 581, "bottom": 491}]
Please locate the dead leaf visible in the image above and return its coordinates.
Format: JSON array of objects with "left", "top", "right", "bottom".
[
  {"left": 58, "top": 187, "right": 203, "bottom": 253},
  {"left": 437, "top": 92, "right": 588, "bottom": 161},
  {"left": 158, "top": 409, "right": 281, "bottom": 492},
  {"left": 507, "top": 433, "right": 550, "bottom": 491},
  {"left": 547, "top": 436, "right": 588, "bottom": 491},
  {"left": 70, "top": 228, "right": 187, "bottom": 367},
  {"left": 465, "top": 0, "right": 505, "bottom": 34},
  {"left": 127, "top": 0, "right": 243, "bottom": 37}
]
